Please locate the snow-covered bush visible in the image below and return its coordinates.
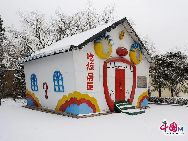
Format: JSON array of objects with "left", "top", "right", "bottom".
[{"left": 149, "top": 97, "right": 188, "bottom": 106}]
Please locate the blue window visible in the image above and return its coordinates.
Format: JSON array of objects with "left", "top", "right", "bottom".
[
  {"left": 53, "top": 71, "right": 64, "bottom": 92},
  {"left": 30, "top": 74, "right": 38, "bottom": 91}
]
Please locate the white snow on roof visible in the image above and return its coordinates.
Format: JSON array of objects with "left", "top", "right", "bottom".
[{"left": 31, "top": 22, "right": 113, "bottom": 58}]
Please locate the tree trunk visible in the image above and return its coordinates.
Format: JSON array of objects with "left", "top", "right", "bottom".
[
  {"left": 171, "top": 88, "right": 174, "bottom": 97},
  {"left": 159, "top": 88, "right": 161, "bottom": 97},
  {"left": 148, "top": 89, "right": 151, "bottom": 97}
]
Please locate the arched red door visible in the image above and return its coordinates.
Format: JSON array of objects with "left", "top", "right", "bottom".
[{"left": 103, "top": 57, "right": 136, "bottom": 112}]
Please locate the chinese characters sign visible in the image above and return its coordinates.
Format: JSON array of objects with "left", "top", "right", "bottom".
[
  {"left": 160, "top": 120, "right": 184, "bottom": 135},
  {"left": 86, "top": 53, "right": 94, "bottom": 90}
]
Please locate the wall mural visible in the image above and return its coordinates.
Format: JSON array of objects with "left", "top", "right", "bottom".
[
  {"left": 116, "top": 47, "right": 128, "bottom": 56},
  {"left": 55, "top": 91, "right": 100, "bottom": 115},
  {"left": 136, "top": 91, "right": 149, "bottom": 108},
  {"left": 129, "top": 43, "right": 143, "bottom": 65},
  {"left": 26, "top": 90, "right": 41, "bottom": 107},
  {"left": 94, "top": 33, "right": 113, "bottom": 59},
  {"left": 119, "top": 31, "right": 125, "bottom": 40}
]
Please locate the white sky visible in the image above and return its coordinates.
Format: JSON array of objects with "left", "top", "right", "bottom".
[{"left": 1, "top": 0, "right": 188, "bottom": 53}]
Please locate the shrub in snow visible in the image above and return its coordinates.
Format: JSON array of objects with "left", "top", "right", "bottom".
[{"left": 149, "top": 97, "right": 188, "bottom": 106}]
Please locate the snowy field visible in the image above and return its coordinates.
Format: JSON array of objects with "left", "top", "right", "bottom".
[{"left": 0, "top": 99, "right": 188, "bottom": 141}]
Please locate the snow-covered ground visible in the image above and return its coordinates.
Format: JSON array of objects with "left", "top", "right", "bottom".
[{"left": 0, "top": 99, "right": 187, "bottom": 141}]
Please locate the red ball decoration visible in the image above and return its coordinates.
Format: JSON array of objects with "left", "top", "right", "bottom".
[{"left": 116, "top": 47, "right": 128, "bottom": 57}]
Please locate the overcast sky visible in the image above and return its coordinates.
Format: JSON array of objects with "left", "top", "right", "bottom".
[{"left": 1, "top": 0, "right": 188, "bottom": 53}]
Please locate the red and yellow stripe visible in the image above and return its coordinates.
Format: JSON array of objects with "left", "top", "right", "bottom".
[
  {"left": 136, "top": 91, "right": 148, "bottom": 108},
  {"left": 26, "top": 90, "right": 41, "bottom": 107},
  {"left": 55, "top": 91, "right": 100, "bottom": 113}
]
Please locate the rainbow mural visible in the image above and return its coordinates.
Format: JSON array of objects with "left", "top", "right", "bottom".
[
  {"left": 26, "top": 90, "right": 41, "bottom": 107},
  {"left": 136, "top": 91, "right": 149, "bottom": 108},
  {"left": 55, "top": 91, "right": 100, "bottom": 115}
]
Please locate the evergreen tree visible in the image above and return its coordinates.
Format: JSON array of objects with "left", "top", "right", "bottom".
[
  {"left": 0, "top": 15, "right": 5, "bottom": 105},
  {"left": 150, "top": 51, "right": 188, "bottom": 97},
  {"left": 0, "top": 15, "right": 5, "bottom": 67},
  {"left": 150, "top": 55, "right": 168, "bottom": 97},
  {"left": 164, "top": 51, "right": 188, "bottom": 96}
]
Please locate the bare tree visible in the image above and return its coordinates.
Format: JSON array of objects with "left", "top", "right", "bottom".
[
  {"left": 99, "top": 5, "right": 115, "bottom": 24},
  {"left": 5, "top": 28, "right": 34, "bottom": 57},
  {"left": 51, "top": 12, "right": 75, "bottom": 42},
  {"left": 51, "top": 4, "right": 115, "bottom": 42},
  {"left": 19, "top": 11, "right": 53, "bottom": 50}
]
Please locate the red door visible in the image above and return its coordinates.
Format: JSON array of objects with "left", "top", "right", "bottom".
[{"left": 115, "top": 69, "right": 125, "bottom": 102}]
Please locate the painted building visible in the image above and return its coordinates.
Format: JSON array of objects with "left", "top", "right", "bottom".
[{"left": 22, "top": 17, "right": 151, "bottom": 115}]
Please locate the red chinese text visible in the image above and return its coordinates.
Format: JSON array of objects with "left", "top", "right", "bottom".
[{"left": 86, "top": 53, "right": 94, "bottom": 90}]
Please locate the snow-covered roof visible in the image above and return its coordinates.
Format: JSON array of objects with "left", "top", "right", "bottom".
[
  {"left": 30, "top": 23, "right": 112, "bottom": 58},
  {"left": 22, "top": 17, "right": 151, "bottom": 63}
]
